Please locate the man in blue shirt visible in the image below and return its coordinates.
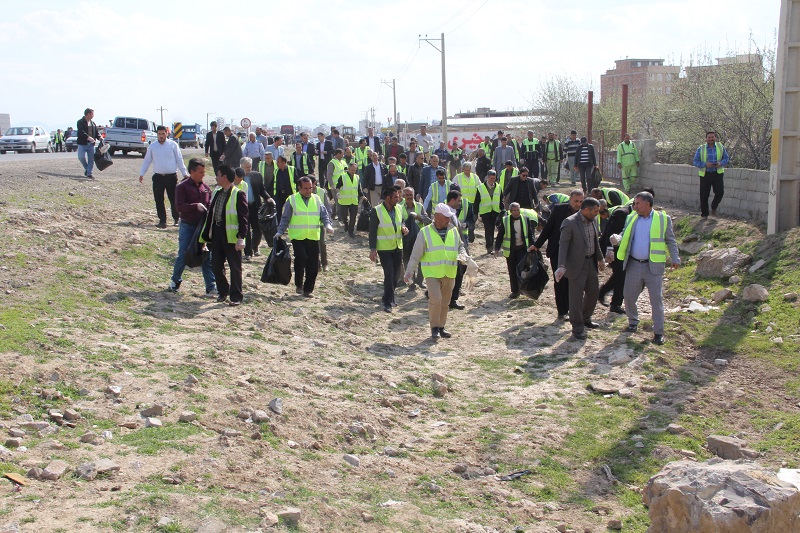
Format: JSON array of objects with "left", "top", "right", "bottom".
[{"left": 693, "top": 131, "right": 730, "bottom": 218}]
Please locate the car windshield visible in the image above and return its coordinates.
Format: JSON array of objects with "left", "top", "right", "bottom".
[{"left": 6, "top": 127, "right": 33, "bottom": 136}]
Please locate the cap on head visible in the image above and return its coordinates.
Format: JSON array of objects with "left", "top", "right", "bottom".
[{"left": 435, "top": 203, "right": 455, "bottom": 217}]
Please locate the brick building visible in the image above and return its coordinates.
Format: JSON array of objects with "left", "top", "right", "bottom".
[{"left": 600, "top": 58, "right": 680, "bottom": 102}]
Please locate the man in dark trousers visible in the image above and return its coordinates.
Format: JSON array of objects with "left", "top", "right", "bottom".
[
  {"left": 221, "top": 127, "right": 242, "bottom": 169},
  {"left": 205, "top": 121, "right": 226, "bottom": 173},
  {"left": 316, "top": 132, "right": 333, "bottom": 188},
  {"left": 554, "top": 197, "right": 605, "bottom": 340},
  {"left": 275, "top": 177, "right": 334, "bottom": 297},
  {"left": 532, "top": 189, "right": 585, "bottom": 320},
  {"left": 493, "top": 202, "right": 537, "bottom": 298},
  {"left": 76, "top": 108, "right": 99, "bottom": 178},
  {"left": 599, "top": 200, "right": 633, "bottom": 314},
  {"left": 240, "top": 157, "right": 274, "bottom": 260},
  {"left": 200, "top": 165, "right": 249, "bottom": 306},
  {"left": 573, "top": 137, "right": 598, "bottom": 193},
  {"left": 369, "top": 186, "right": 409, "bottom": 312}
]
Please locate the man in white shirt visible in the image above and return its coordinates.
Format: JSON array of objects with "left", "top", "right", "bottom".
[
  {"left": 363, "top": 150, "right": 389, "bottom": 207},
  {"left": 139, "top": 125, "right": 189, "bottom": 228},
  {"left": 416, "top": 125, "right": 434, "bottom": 162},
  {"left": 364, "top": 127, "right": 382, "bottom": 158}
]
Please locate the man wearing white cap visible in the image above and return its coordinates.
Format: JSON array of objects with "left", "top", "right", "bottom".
[{"left": 404, "top": 203, "right": 467, "bottom": 339}]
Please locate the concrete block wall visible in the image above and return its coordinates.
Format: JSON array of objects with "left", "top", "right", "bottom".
[{"left": 630, "top": 140, "right": 769, "bottom": 224}]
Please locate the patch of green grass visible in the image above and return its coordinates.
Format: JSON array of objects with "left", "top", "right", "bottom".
[{"left": 116, "top": 423, "right": 208, "bottom": 455}]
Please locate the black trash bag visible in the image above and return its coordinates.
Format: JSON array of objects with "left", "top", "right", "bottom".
[
  {"left": 261, "top": 237, "right": 292, "bottom": 285},
  {"left": 516, "top": 250, "right": 549, "bottom": 299},
  {"left": 258, "top": 202, "right": 278, "bottom": 246},
  {"left": 590, "top": 166, "right": 603, "bottom": 189},
  {"left": 183, "top": 222, "right": 208, "bottom": 268},
  {"left": 356, "top": 198, "right": 372, "bottom": 232},
  {"left": 94, "top": 140, "right": 113, "bottom": 171}
]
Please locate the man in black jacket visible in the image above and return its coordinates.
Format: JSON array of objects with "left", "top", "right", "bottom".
[
  {"left": 573, "top": 137, "right": 598, "bottom": 193},
  {"left": 205, "top": 121, "right": 226, "bottom": 173},
  {"left": 598, "top": 202, "right": 632, "bottom": 314},
  {"left": 316, "top": 132, "right": 333, "bottom": 188},
  {"left": 221, "top": 127, "right": 242, "bottom": 169},
  {"left": 76, "top": 108, "right": 99, "bottom": 178},
  {"left": 240, "top": 157, "right": 274, "bottom": 260},
  {"left": 363, "top": 150, "right": 390, "bottom": 207},
  {"left": 503, "top": 167, "right": 540, "bottom": 209},
  {"left": 532, "top": 189, "right": 584, "bottom": 319},
  {"left": 200, "top": 165, "right": 249, "bottom": 306},
  {"left": 474, "top": 148, "right": 492, "bottom": 181}
]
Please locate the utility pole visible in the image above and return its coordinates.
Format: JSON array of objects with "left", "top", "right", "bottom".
[
  {"left": 381, "top": 79, "right": 397, "bottom": 130},
  {"left": 206, "top": 111, "right": 215, "bottom": 132},
  {"left": 420, "top": 33, "right": 447, "bottom": 147},
  {"left": 156, "top": 106, "right": 168, "bottom": 126}
]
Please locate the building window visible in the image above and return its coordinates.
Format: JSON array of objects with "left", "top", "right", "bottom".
[
  {"left": 657, "top": 73, "right": 662, "bottom": 81},
  {"left": 666, "top": 86, "right": 671, "bottom": 95}
]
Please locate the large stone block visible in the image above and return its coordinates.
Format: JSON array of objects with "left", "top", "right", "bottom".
[
  {"left": 695, "top": 248, "right": 750, "bottom": 278},
  {"left": 643, "top": 459, "right": 800, "bottom": 533}
]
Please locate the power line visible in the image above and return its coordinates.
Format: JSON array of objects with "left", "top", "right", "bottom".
[
  {"left": 425, "top": 0, "right": 480, "bottom": 34},
  {"left": 448, "top": 0, "right": 490, "bottom": 36}
]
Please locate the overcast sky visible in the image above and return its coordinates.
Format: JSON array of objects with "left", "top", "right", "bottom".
[{"left": 0, "top": 0, "right": 780, "bottom": 133}]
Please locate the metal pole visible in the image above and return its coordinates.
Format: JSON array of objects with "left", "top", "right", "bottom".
[
  {"left": 587, "top": 91, "right": 593, "bottom": 144},
  {"left": 392, "top": 79, "right": 397, "bottom": 128},
  {"left": 156, "top": 107, "right": 168, "bottom": 126},
  {"left": 621, "top": 85, "right": 628, "bottom": 139},
  {"left": 206, "top": 112, "right": 215, "bottom": 131},
  {"left": 441, "top": 33, "right": 448, "bottom": 148}
]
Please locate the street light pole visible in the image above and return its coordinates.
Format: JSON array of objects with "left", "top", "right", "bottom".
[
  {"left": 156, "top": 106, "right": 168, "bottom": 127},
  {"left": 206, "top": 112, "right": 215, "bottom": 131},
  {"left": 420, "top": 33, "right": 448, "bottom": 147}
]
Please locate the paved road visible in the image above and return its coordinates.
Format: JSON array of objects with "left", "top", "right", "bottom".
[{"left": 0, "top": 147, "right": 205, "bottom": 163}]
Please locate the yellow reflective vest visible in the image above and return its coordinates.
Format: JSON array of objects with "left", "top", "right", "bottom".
[
  {"left": 375, "top": 203, "right": 403, "bottom": 251},
  {"left": 419, "top": 225, "right": 459, "bottom": 278},
  {"left": 287, "top": 192, "right": 321, "bottom": 241},
  {"left": 616, "top": 211, "right": 668, "bottom": 263}
]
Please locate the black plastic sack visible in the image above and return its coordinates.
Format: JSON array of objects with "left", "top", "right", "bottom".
[
  {"left": 94, "top": 140, "right": 113, "bottom": 171},
  {"left": 356, "top": 198, "right": 371, "bottom": 232},
  {"left": 183, "top": 222, "right": 208, "bottom": 268},
  {"left": 258, "top": 202, "right": 277, "bottom": 246},
  {"left": 261, "top": 237, "right": 292, "bottom": 285},
  {"left": 516, "top": 250, "right": 549, "bottom": 299}
]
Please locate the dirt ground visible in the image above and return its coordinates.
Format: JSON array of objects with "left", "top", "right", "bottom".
[{"left": 0, "top": 152, "right": 785, "bottom": 532}]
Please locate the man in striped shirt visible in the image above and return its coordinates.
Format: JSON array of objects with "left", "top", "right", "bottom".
[{"left": 564, "top": 130, "right": 581, "bottom": 186}]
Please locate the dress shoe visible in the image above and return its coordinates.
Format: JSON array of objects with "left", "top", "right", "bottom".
[
  {"left": 216, "top": 294, "right": 227, "bottom": 303},
  {"left": 383, "top": 305, "right": 392, "bottom": 313},
  {"left": 557, "top": 314, "right": 568, "bottom": 321},
  {"left": 303, "top": 292, "right": 313, "bottom": 298},
  {"left": 438, "top": 328, "right": 452, "bottom": 338},
  {"left": 156, "top": 222, "right": 167, "bottom": 229},
  {"left": 449, "top": 302, "right": 465, "bottom": 310},
  {"left": 509, "top": 292, "right": 520, "bottom": 299},
  {"left": 229, "top": 300, "right": 242, "bottom": 307},
  {"left": 653, "top": 334, "right": 666, "bottom": 345},
  {"left": 609, "top": 305, "right": 626, "bottom": 314},
  {"left": 584, "top": 321, "right": 600, "bottom": 329},
  {"left": 296, "top": 287, "right": 303, "bottom": 294},
  {"left": 624, "top": 324, "right": 638, "bottom": 333},
  {"left": 431, "top": 328, "right": 441, "bottom": 339},
  {"left": 572, "top": 331, "right": 587, "bottom": 340},
  {"left": 598, "top": 295, "right": 609, "bottom": 307}
]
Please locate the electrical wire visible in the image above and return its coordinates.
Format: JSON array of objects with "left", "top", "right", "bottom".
[
  {"left": 425, "top": 0, "right": 480, "bottom": 35},
  {"left": 448, "top": 0, "right": 490, "bottom": 36}
]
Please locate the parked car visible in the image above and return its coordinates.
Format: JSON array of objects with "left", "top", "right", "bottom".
[
  {"left": 0, "top": 126, "right": 53, "bottom": 154},
  {"left": 65, "top": 135, "right": 97, "bottom": 153},
  {"left": 103, "top": 116, "right": 158, "bottom": 156}
]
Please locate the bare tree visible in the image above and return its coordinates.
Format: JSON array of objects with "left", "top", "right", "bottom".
[{"left": 526, "top": 75, "right": 593, "bottom": 137}]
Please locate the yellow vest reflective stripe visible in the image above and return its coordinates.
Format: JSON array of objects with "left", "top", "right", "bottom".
[
  {"left": 522, "top": 138, "right": 539, "bottom": 157},
  {"left": 428, "top": 181, "right": 451, "bottom": 205},
  {"left": 520, "top": 208, "right": 539, "bottom": 225},
  {"left": 453, "top": 172, "right": 478, "bottom": 203},
  {"left": 375, "top": 204, "right": 403, "bottom": 251},
  {"left": 601, "top": 188, "right": 630, "bottom": 206},
  {"left": 477, "top": 182, "right": 501, "bottom": 214},
  {"left": 287, "top": 192, "right": 321, "bottom": 241},
  {"left": 498, "top": 168, "right": 519, "bottom": 192},
  {"left": 616, "top": 211, "right": 668, "bottom": 263},
  {"left": 400, "top": 201, "right": 424, "bottom": 228},
  {"left": 338, "top": 173, "right": 360, "bottom": 205},
  {"left": 457, "top": 199, "right": 471, "bottom": 237},
  {"left": 698, "top": 143, "right": 725, "bottom": 176},
  {"left": 329, "top": 158, "right": 345, "bottom": 190},
  {"left": 420, "top": 225, "right": 459, "bottom": 278},
  {"left": 355, "top": 147, "right": 370, "bottom": 168},
  {"left": 617, "top": 141, "right": 638, "bottom": 164},
  {"left": 290, "top": 153, "right": 310, "bottom": 174},
  {"left": 501, "top": 214, "right": 529, "bottom": 257},
  {"left": 273, "top": 166, "right": 297, "bottom": 195}
]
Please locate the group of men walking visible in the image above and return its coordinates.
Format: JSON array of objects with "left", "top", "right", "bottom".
[{"left": 118, "top": 118, "right": 742, "bottom": 345}]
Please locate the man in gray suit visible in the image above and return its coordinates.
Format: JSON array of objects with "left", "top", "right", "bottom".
[
  {"left": 614, "top": 191, "right": 680, "bottom": 345},
  {"left": 555, "top": 197, "right": 605, "bottom": 340},
  {"left": 492, "top": 137, "right": 517, "bottom": 171}
]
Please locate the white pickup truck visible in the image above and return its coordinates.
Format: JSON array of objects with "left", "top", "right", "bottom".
[{"left": 103, "top": 116, "right": 158, "bottom": 156}]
